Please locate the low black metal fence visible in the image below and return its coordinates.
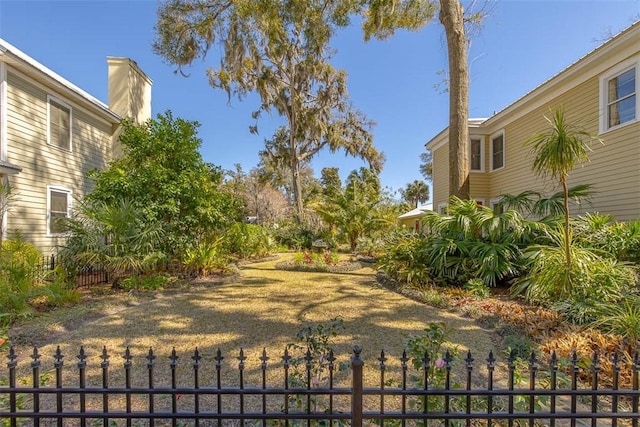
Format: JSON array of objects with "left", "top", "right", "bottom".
[
  {"left": 1, "top": 345, "right": 639, "bottom": 426},
  {"left": 39, "top": 255, "right": 108, "bottom": 287}
]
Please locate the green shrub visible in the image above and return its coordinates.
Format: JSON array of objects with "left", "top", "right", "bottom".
[
  {"left": 271, "top": 222, "right": 322, "bottom": 250},
  {"left": 182, "top": 237, "right": 228, "bottom": 276},
  {"left": 512, "top": 226, "right": 636, "bottom": 305},
  {"left": 464, "top": 278, "right": 491, "bottom": 300},
  {"left": 421, "top": 288, "right": 450, "bottom": 309},
  {"left": 223, "top": 223, "right": 275, "bottom": 259},
  {"left": 31, "top": 269, "right": 81, "bottom": 309},
  {"left": 498, "top": 324, "right": 535, "bottom": 359},
  {"left": 551, "top": 297, "right": 601, "bottom": 325},
  {"left": 377, "top": 230, "right": 434, "bottom": 287},
  {"left": 0, "top": 238, "right": 46, "bottom": 325},
  {"left": 573, "top": 214, "right": 640, "bottom": 263},
  {"left": 592, "top": 296, "right": 640, "bottom": 343},
  {"left": 121, "top": 274, "right": 173, "bottom": 291}
]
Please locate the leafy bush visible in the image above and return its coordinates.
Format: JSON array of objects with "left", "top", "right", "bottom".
[
  {"left": 420, "top": 288, "right": 450, "bottom": 308},
  {"left": 270, "top": 222, "right": 322, "bottom": 250},
  {"left": 30, "top": 269, "right": 81, "bottom": 310},
  {"left": 513, "top": 226, "right": 636, "bottom": 305},
  {"left": 464, "top": 278, "right": 490, "bottom": 300},
  {"left": 120, "top": 274, "right": 173, "bottom": 291},
  {"left": 182, "top": 237, "right": 228, "bottom": 276},
  {"left": 499, "top": 325, "right": 535, "bottom": 359},
  {"left": 0, "top": 239, "right": 46, "bottom": 324},
  {"left": 223, "top": 223, "right": 275, "bottom": 259},
  {"left": 592, "top": 295, "right": 640, "bottom": 343},
  {"left": 377, "top": 230, "right": 434, "bottom": 287},
  {"left": 285, "top": 318, "right": 348, "bottom": 413},
  {"left": 573, "top": 214, "right": 640, "bottom": 263}
]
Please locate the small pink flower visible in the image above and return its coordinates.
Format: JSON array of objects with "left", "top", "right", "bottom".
[{"left": 435, "top": 358, "right": 445, "bottom": 369}]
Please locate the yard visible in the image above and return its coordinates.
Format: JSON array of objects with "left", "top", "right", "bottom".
[
  {"left": 4, "top": 254, "right": 639, "bottom": 425},
  {"left": 6, "top": 253, "right": 496, "bottom": 386}
]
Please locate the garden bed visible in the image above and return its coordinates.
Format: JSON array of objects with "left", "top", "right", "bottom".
[{"left": 275, "top": 259, "right": 363, "bottom": 273}]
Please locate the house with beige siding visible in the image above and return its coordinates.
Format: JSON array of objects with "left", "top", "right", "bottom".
[
  {"left": 426, "top": 21, "right": 639, "bottom": 221},
  {"left": 0, "top": 39, "right": 152, "bottom": 254},
  {"left": 397, "top": 204, "right": 432, "bottom": 232}
]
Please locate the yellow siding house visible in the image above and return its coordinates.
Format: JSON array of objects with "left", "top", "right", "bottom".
[
  {"left": 0, "top": 39, "right": 152, "bottom": 254},
  {"left": 427, "top": 21, "right": 640, "bottom": 220}
]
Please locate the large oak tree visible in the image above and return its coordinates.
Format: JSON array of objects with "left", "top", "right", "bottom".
[{"left": 154, "top": 0, "right": 384, "bottom": 222}]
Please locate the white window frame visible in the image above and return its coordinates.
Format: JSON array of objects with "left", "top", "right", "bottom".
[
  {"left": 46, "top": 185, "right": 72, "bottom": 236},
  {"left": 437, "top": 202, "right": 448, "bottom": 214},
  {"left": 599, "top": 56, "right": 638, "bottom": 134},
  {"left": 46, "top": 95, "right": 73, "bottom": 152},
  {"left": 490, "top": 130, "right": 505, "bottom": 172},
  {"left": 469, "top": 136, "right": 484, "bottom": 172},
  {"left": 490, "top": 198, "right": 504, "bottom": 213}
]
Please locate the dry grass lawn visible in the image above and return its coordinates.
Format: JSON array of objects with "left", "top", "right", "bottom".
[{"left": 7, "top": 254, "right": 497, "bottom": 390}]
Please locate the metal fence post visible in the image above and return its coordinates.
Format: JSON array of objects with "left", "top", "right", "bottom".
[{"left": 351, "top": 345, "right": 364, "bottom": 427}]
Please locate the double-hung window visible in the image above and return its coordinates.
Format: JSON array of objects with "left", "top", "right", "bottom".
[
  {"left": 490, "top": 131, "right": 505, "bottom": 171},
  {"left": 47, "top": 186, "right": 71, "bottom": 236},
  {"left": 47, "top": 96, "right": 72, "bottom": 151},
  {"left": 600, "top": 58, "right": 637, "bottom": 132},
  {"left": 470, "top": 137, "right": 483, "bottom": 171}
]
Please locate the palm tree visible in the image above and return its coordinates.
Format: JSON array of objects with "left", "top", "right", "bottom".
[
  {"left": 59, "top": 199, "right": 166, "bottom": 287},
  {"left": 401, "top": 180, "right": 430, "bottom": 207},
  {"left": 314, "top": 168, "right": 385, "bottom": 252},
  {"left": 498, "top": 184, "right": 595, "bottom": 218},
  {"left": 525, "top": 107, "right": 602, "bottom": 273}
]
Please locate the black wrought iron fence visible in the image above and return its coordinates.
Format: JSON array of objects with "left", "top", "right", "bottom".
[
  {"left": 38, "top": 255, "right": 108, "bottom": 287},
  {"left": 1, "top": 344, "right": 639, "bottom": 426}
]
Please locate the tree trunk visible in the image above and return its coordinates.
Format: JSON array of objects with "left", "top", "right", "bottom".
[
  {"left": 290, "top": 136, "right": 304, "bottom": 224},
  {"left": 562, "top": 174, "right": 572, "bottom": 273},
  {"left": 439, "top": 0, "right": 470, "bottom": 200},
  {"left": 288, "top": 59, "right": 305, "bottom": 223}
]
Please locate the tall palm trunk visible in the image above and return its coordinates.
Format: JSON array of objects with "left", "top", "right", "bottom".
[{"left": 561, "top": 174, "right": 571, "bottom": 272}]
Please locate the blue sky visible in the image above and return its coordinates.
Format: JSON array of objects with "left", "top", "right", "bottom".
[{"left": 0, "top": 0, "right": 638, "bottom": 198}]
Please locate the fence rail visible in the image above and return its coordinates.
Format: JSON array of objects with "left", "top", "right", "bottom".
[{"left": 1, "top": 345, "right": 639, "bottom": 426}]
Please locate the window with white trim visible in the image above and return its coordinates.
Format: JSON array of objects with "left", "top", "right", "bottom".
[
  {"left": 47, "top": 186, "right": 71, "bottom": 236},
  {"left": 602, "top": 64, "right": 637, "bottom": 131},
  {"left": 490, "top": 198, "right": 505, "bottom": 214},
  {"left": 470, "top": 137, "right": 483, "bottom": 171},
  {"left": 438, "top": 202, "right": 448, "bottom": 214},
  {"left": 490, "top": 131, "right": 505, "bottom": 171},
  {"left": 47, "top": 96, "right": 72, "bottom": 151}
]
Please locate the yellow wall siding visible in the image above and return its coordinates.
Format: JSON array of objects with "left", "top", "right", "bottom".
[
  {"left": 432, "top": 144, "right": 449, "bottom": 209},
  {"left": 469, "top": 135, "right": 491, "bottom": 203},
  {"left": 486, "top": 75, "right": 640, "bottom": 220},
  {"left": 5, "top": 70, "right": 113, "bottom": 254}
]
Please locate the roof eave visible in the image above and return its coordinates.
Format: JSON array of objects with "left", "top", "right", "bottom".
[{"left": 0, "top": 38, "right": 121, "bottom": 124}]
